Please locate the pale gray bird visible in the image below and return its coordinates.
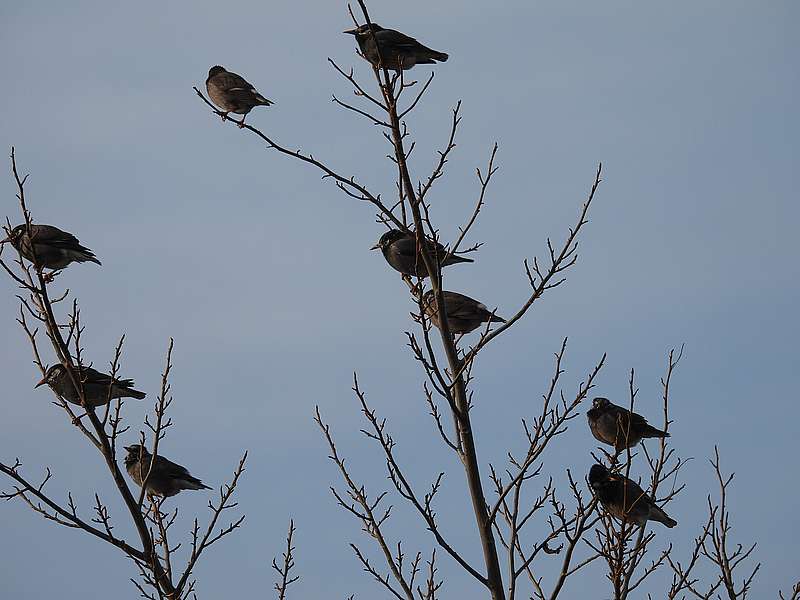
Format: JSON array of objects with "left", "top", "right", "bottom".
[
  {"left": 422, "top": 290, "right": 505, "bottom": 334},
  {"left": 589, "top": 464, "right": 677, "bottom": 528},
  {"left": 2, "top": 224, "right": 100, "bottom": 270},
  {"left": 205, "top": 65, "right": 273, "bottom": 127},
  {"left": 343, "top": 23, "right": 448, "bottom": 71},
  {"left": 124, "top": 444, "right": 211, "bottom": 498},
  {"left": 586, "top": 397, "right": 670, "bottom": 451},
  {"left": 371, "top": 229, "right": 473, "bottom": 278},
  {"left": 35, "top": 364, "right": 145, "bottom": 409}
]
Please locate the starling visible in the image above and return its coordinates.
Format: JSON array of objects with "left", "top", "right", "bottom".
[
  {"left": 371, "top": 229, "right": 473, "bottom": 278},
  {"left": 124, "top": 444, "right": 211, "bottom": 498},
  {"left": 422, "top": 290, "right": 505, "bottom": 335},
  {"left": 588, "top": 463, "right": 677, "bottom": 528},
  {"left": 344, "top": 23, "right": 448, "bottom": 71},
  {"left": 35, "top": 364, "right": 146, "bottom": 409},
  {"left": 2, "top": 224, "right": 100, "bottom": 270},
  {"left": 205, "top": 65, "right": 273, "bottom": 128},
  {"left": 587, "top": 397, "right": 670, "bottom": 451}
]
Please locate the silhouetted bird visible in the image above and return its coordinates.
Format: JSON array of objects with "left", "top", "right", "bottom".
[
  {"left": 35, "top": 364, "right": 146, "bottom": 408},
  {"left": 422, "top": 290, "right": 505, "bottom": 335},
  {"left": 372, "top": 229, "right": 473, "bottom": 278},
  {"left": 344, "top": 24, "right": 448, "bottom": 71},
  {"left": 2, "top": 224, "right": 100, "bottom": 270},
  {"left": 124, "top": 444, "right": 211, "bottom": 498},
  {"left": 588, "top": 463, "right": 677, "bottom": 528},
  {"left": 205, "top": 65, "right": 273, "bottom": 128},
  {"left": 587, "top": 397, "right": 670, "bottom": 451}
]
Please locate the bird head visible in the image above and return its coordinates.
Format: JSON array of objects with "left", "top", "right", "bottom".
[
  {"left": 343, "top": 23, "right": 384, "bottom": 37},
  {"left": 588, "top": 464, "right": 611, "bottom": 489},
  {"left": 591, "top": 397, "right": 611, "bottom": 410},
  {"left": 35, "top": 364, "right": 66, "bottom": 388},
  {"left": 370, "top": 229, "right": 405, "bottom": 251},
  {"left": 124, "top": 444, "right": 149, "bottom": 457},
  {"left": 1, "top": 224, "right": 26, "bottom": 246},
  {"left": 208, "top": 65, "right": 226, "bottom": 78}
]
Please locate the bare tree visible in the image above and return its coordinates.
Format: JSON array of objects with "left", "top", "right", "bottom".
[
  {"left": 193, "top": 2, "right": 787, "bottom": 599},
  {"left": 2, "top": 2, "right": 791, "bottom": 598},
  {"left": 0, "top": 148, "right": 247, "bottom": 599}
]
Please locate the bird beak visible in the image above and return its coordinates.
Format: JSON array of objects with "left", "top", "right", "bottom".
[
  {"left": 343, "top": 28, "right": 358, "bottom": 35},
  {"left": 34, "top": 377, "right": 47, "bottom": 388},
  {"left": 370, "top": 242, "right": 381, "bottom": 250}
]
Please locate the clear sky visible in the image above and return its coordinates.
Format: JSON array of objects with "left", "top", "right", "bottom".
[{"left": 1, "top": 1, "right": 797, "bottom": 598}]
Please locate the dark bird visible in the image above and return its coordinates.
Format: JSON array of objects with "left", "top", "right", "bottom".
[
  {"left": 205, "top": 65, "right": 273, "bottom": 128},
  {"left": 344, "top": 23, "right": 448, "bottom": 71},
  {"left": 372, "top": 229, "right": 473, "bottom": 278},
  {"left": 2, "top": 224, "right": 100, "bottom": 270},
  {"left": 422, "top": 290, "right": 505, "bottom": 335},
  {"left": 587, "top": 397, "right": 670, "bottom": 451},
  {"left": 35, "top": 364, "right": 146, "bottom": 409},
  {"left": 589, "top": 463, "right": 676, "bottom": 528},
  {"left": 124, "top": 444, "right": 211, "bottom": 498}
]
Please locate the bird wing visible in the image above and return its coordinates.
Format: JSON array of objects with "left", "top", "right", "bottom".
[
  {"left": 395, "top": 235, "right": 449, "bottom": 259},
  {"left": 444, "top": 292, "right": 487, "bottom": 317},
  {"left": 392, "top": 235, "right": 420, "bottom": 257},
  {"left": 214, "top": 70, "right": 254, "bottom": 91},
  {"left": 618, "top": 475, "right": 654, "bottom": 509},
  {"left": 78, "top": 366, "right": 135, "bottom": 388},
  {"left": 378, "top": 28, "right": 424, "bottom": 49},
  {"left": 30, "top": 225, "right": 81, "bottom": 247},
  {"left": 79, "top": 366, "right": 114, "bottom": 385},
  {"left": 155, "top": 455, "right": 192, "bottom": 479},
  {"left": 629, "top": 410, "right": 649, "bottom": 426}
]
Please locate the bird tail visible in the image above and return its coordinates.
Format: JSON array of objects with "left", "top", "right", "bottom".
[
  {"left": 430, "top": 50, "right": 449, "bottom": 62},
  {"left": 650, "top": 505, "right": 677, "bottom": 528},
  {"left": 445, "top": 254, "right": 474, "bottom": 266},
  {"left": 70, "top": 247, "right": 102, "bottom": 265},
  {"left": 490, "top": 314, "right": 507, "bottom": 324},
  {"left": 121, "top": 383, "right": 146, "bottom": 400},
  {"left": 641, "top": 424, "right": 669, "bottom": 439},
  {"left": 182, "top": 477, "right": 211, "bottom": 491}
]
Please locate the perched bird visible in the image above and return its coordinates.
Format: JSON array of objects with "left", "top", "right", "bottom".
[
  {"left": 2, "top": 224, "right": 100, "bottom": 270},
  {"left": 344, "top": 23, "right": 448, "bottom": 71},
  {"left": 587, "top": 397, "right": 670, "bottom": 451},
  {"left": 205, "top": 65, "right": 273, "bottom": 128},
  {"left": 422, "top": 290, "right": 505, "bottom": 335},
  {"left": 35, "top": 363, "right": 146, "bottom": 409},
  {"left": 589, "top": 463, "right": 676, "bottom": 528},
  {"left": 372, "top": 229, "right": 473, "bottom": 278},
  {"left": 124, "top": 444, "right": 211, "bottom": 498}
]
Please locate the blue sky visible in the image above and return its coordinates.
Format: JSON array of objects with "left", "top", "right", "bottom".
[{"left": 1, "top": 1, "right": 798, "bottom": 597}]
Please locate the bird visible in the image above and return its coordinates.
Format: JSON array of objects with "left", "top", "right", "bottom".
[
  {"left": 586, "top": 397, "right": 670, "bottom": 451},
  {"left": 2, "top": 224, "right": 100, "bottom": 270},
  {"left": 124, "top": 444, "right": 211, "bottom": 498},
  {"left": 588, "top": 463, "right": 677, "bottom": 528},
  {"left": 343, "top": 23, "right": 448, "bottom": 71},
  {"left": 421, "top": 290, "right": 505, "bottom": 335},
  {"left": 205, "top": 65, "right": 273, "bottom": 128},
  {"left": 371, "top": 229, "right": 473, "bottom": 278},
  {"left": 35, "top": 363, "right": 145, "bottom": 409}
]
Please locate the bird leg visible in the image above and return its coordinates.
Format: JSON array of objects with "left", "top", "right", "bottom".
[
  {"left": 237, "top": 114, "right": 247, "bottom": 128},
  {"left": 41, "top": 269, "right": 60, "bottom": 284},
  {"left": 218, "top": 111, "right": 229, "bottom": 122}
]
